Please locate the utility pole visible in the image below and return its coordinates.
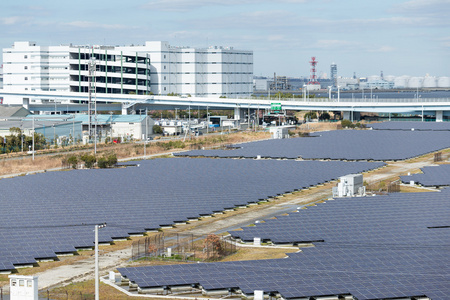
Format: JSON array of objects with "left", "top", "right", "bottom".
[
  {"left": 94, "top": 224, "right": 99, "bottom": 300},
  {"left": 88, "top": 57, "right": 97, "bottom": 152},
  {"left": 32, "top": 116, "right": 35, "bottom": 161},
  {"left": 145, "top": 108, "right": 148, "bottom": 157}
]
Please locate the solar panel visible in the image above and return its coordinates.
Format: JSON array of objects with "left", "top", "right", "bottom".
[
  {"left": 370, "top": 121, "right": 450, "bottom": 131},
  {"left": 401, "top": 164, "right": 450, "bottom": 186},
  {"left": 118, "top": 189, "right": 450, "bottom": 300},
  {"left": 0, "top": 157, "right": 383, "bottom": 272},
  {"left": 175, "top": 130, "right": 450, "bottom": 161}
]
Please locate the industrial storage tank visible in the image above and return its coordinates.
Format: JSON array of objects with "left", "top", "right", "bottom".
[
  {"left": 384, "top": 75, "right": 396, "bottom": 82},
  {"left": 394, "top": 76, "right": 410, "bottom": 88},
  {"left": 437, "top": 77, "right": 450, "bottom": 88},
  {"left": 408, "top": 77, "right": 423, "bottom": 88},
  {"left": 422, "top": 76, "right": 437, "bottom": 88}
]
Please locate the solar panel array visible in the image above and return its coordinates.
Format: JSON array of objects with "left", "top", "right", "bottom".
[
  {"left": 231, "top": 189, "right": 450, "bottom": 244},
  {"left": 175, "top": 130, "right": 450, "bottom": 161},
  {"left": 0, "top": 158, "right": 383, "bottom": 272},
  {"left": 119, "top": 189, "right": 450, "bottom": 300},
  {"left": 370, "top": 121, "right": 450, "bottom": 131},
  {"left": 400, "top": 164, "right": 450, "bottom": 186}
]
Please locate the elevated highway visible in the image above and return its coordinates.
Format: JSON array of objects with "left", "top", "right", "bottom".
[{"left": 1, "top": 90, "right": 449, "bottom": 121}]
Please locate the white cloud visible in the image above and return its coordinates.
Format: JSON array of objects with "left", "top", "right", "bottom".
[
  {"left": 367, "top": 45, "right": 396, "bottom": 53},
  {"left": 64, "top": 21, "right": 129, "bottom": 30},
  {"left": 393, "top": 0, "right": 450, "bottom": 14},
  {"left": 438, "top": 37, "right": 450, "bottom": 48},
  {"left": 0, "top": 17, "right": 24, "bottom": 25},
  {"left": 142, "top": 0, "right": 308, "bottom": 11}
]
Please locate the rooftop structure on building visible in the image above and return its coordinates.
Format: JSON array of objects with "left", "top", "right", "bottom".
[
  {"left": 0, "top": 104, "right": 31, "bottom": 118},
  {"left": 2, "top": 41, "right": 253, "bottom": 100}
]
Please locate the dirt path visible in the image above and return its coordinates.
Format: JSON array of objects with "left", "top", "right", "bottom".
[{"left": 2, "top": 155, "right": 439, "bottom": 293}]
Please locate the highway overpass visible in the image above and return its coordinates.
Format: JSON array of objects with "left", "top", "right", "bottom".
[{"left": 1, "top": 90, "right": 449, "bottom": 121}]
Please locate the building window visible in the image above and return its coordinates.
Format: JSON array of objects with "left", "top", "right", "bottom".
[
  {"left": 164, "top": 65, "right": 166, "bottom": 70},
  {"left": 164, "top": 87, "right": 166, "bottom": 91},
  {"left": 164, "top": 76, "right": 166, "bottom": 80},
  {"left": 164, "top": 55, "right": 166, "bottom": 59},
  {"left": 24, "top": 55, "right": 27, "bottom": 59},
  {"left": 24, "top": 77, "right": 28, "bottom": 80},
  {"left": 24, "top": 66, "right": 28, "bottom": 70}
]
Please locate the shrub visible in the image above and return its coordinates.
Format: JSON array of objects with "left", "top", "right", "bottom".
[
  {"left": 97, "top": 154, "right": 118, "bottom": 168},
  {"left": 341, "top": 119, "right": 354, "bottom": 128},
  {"left": 153, "top": 125, "right": 163, "bottom": 134},
  {"left": 107, "top": 154, "right": 118, "bottom": 166},
  {"left": 67, "top": 155, "right": 78, "bottom": 169},
  {"left": 80, "top": 154, "right": 96, "bottom": 168},
  {"left": 319, "top": 112, "right": 331, "bottom": 120},
  {"left": 97, "top": 157, "right": 108, "bottom": 168}
]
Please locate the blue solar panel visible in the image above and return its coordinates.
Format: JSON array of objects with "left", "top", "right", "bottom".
[
  {"left": 370, "top": 121, "right": 450, "bottom": 131},
  {"left": 118, "top": 189, "right": 450, "bottom": 299},
  {"left": 401, "top": 164, "right": 450, "bottom": 187},
  {"left": 175, "top": 130, "right": 450, "bottom": 160},
  {"left": 0, "top": 157, "right": 383, "bottom": 272}
]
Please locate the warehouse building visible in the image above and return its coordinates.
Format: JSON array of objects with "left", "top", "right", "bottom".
[{"left": 1, "top": 41, "right": 253, "bottom": 105}]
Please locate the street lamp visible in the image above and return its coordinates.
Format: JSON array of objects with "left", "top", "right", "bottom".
[
  {"left": 94, "top": 223, "right": 106, "bottom": 300},
  {"left": 337, "top": 86, "right": 341, "bottom": 103},
  {"left": 52, "top": 124, "right": 56, "bottom": 146},
  {"left": 327, "top": 86, "right": 332, "bottom": 101}
]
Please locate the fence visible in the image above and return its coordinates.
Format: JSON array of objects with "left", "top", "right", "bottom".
[
  {"left": 132, "top": 233, "right": 236, "bottom": 262},
  {"left": 39, "top": 289, "right": 94, "bottom": 300},
  {"left": 434, "top": 152, "right": 443, "bottom": 162}
]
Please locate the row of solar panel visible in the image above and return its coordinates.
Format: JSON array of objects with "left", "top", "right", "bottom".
[
  {"left": 400, "top": 164, "right": 450, "bottom": 186},
  {"left": 175, "top": 130, "right": 450, "bottom": 160},
  {"left": 370, "top": 121, "right": 450, "bottom": 131},
  {"left": 119, "top": 190, "right": 450, "bottom": 300},
  {"left": 0, "top": 158, "right": 384, "bottom": 271}
]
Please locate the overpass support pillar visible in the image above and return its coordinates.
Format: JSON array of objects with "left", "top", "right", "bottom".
[
  {"left": 234, "top": 107, "right": 244, "bottom": 121},
  {"left": 436, "top": 110, "right": 443, "bottom": 122},
  {"left": 343, "top": 111, "right": 360, "bottom": 122},
  {"left": 343, "top": 111, "right": 351, "bottom": 121},
  {"left": 121, "top": 104, "right": 128, "bottom": 115}
]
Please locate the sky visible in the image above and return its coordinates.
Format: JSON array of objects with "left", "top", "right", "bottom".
[{"left": 1, "top": 0, "right": 449, "bottom": 78}]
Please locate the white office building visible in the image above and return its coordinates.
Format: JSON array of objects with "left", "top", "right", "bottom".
[
  {"left": 2, "top": 41, "right": 253, "bottom": 101},
  {"left": 129, "top": 41, "right": 253, "bottom": 97}
]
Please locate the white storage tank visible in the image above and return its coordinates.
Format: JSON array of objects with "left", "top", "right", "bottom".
[
  {"left": 384, "top": 75, "right": 396, "bottom": 82},
  {"left": 437, "top": 76, "right": 450, "bottom": 88},
  {"left": 394, "top": 75, "right": 410, "bottom": 88},
  {"left": 408, "top": 77, "right": 423, "bottom": 88},
  {"left": 423, "top": 76, "right": 437, "bottom": 88},
  {"left": 368, "top": 75, "right": 381, "bottom": 82}
]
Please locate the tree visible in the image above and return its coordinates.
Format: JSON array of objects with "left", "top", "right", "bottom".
[
  {"left": 304, "top": 111, "right": 317, "bottom": 121},
  {"left": 97, "top": 154, "right": 117, "bottom": 168},
  {"left": 341, "top": 119, "right": 354, "bottom": 128},
  {"left": 67, "top": 156, "right": 78, "bottom": 169},
  {"left": 153, "top": 125, "right": 163, "bottom": 134},
  {"left": 319, "top": 112, "right": 331, "bottom": 121},
  {"left": 203, "top": 234, "right": 223, "bottom": 256},
  {"left": 80, "top": 154, "right": 96, "bottom": 168}
]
